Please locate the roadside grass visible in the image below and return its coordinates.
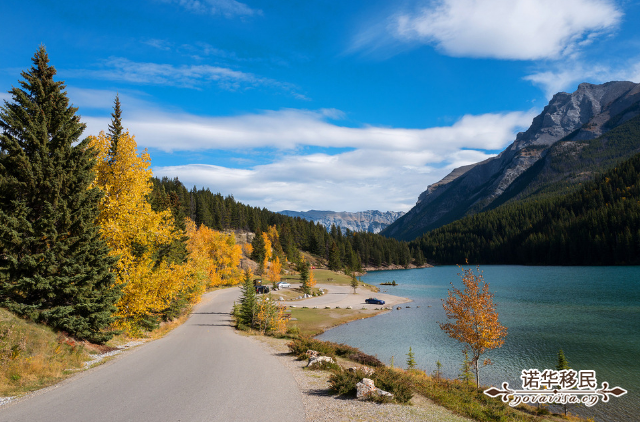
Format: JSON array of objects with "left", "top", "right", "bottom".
[
  {"left": 0, "top": 308, "right": 90, "bottom": 397},
  {"left": 286, "top": 336, "right": 589, "bottom": 422}
]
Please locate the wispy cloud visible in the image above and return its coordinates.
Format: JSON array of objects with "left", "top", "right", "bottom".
[
  {"left": 524, "top": 59, "right": 640, "bottom": 97},
  {"left": 66, "top": 58, "right": 307, "bottom": 98},
  {"left": 77, "top": 88, "right": 535, "bottom": 211},
  {"left": 161, "top": 0, "right": 261, "bottom": 18},
  {"left": 355, "top": 0, "right": 622, "bottom": 61}
]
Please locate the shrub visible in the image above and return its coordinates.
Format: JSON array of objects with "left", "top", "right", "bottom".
[
  {"left": 287, "top": 337, "right": 336, "bottom": 359},
  {"left": 328, "top": 368, "right": 367, "bottom": 396},
  {"left": 372, "top": 367, "right": 414, "bottom": 404},
  {"left": 348, "top": 351, "right": 384, "bottom": 367}
]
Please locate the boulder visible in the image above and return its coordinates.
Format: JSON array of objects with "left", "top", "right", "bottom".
[
  {"left": 307, "top": 355, "right": 335, "bottom": 368},
  {"left": 356, "top": 378, "right": 394, "bottom": 400}
]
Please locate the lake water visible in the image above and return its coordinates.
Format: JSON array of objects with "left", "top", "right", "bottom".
[{"left": 317, "top": 266, "right": 640, "bottom": 422}]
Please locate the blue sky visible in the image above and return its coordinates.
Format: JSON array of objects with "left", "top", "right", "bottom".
[{"left": 2, "top": 0, "right": 639, "bottom": 212}]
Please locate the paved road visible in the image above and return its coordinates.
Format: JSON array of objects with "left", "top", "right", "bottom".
[{"left": 0, "top": 288, "right": 305, "bottom": 422}]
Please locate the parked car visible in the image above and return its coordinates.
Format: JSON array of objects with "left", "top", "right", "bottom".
[
  {"left": 256, "top": 285, "right": 270, "bottom": 294},
  {"left": 365, "top": 297, "right": 385, "bottom": 305},
  {"left": 277, "top": 281, "right": 291, "bottom": 288}
]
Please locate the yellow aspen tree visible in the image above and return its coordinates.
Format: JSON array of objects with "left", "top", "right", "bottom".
[
  {"left": 185, "top": 219, "right": 242, "bottom": 289},
  {"left": 88, "top": 127, "right": 181, "bottom": 333},
  {"left": 439, "top": 264, "right": 507, "bottom": 388},
  {"left": 242, "top": 243, "right": 253, "bottom": 257},
  {"left": 267, "top": 256, "right": 282, "bottom": 285},
  {"left": 308, "top": 268, "right": 316, "bottom": 289}
]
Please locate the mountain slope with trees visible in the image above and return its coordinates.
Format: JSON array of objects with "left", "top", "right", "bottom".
[
  {"left": 150, "top": 179, "right": 424, "bottom": 271},
  {"left": 409, "top": 150, "right": 640, "bottom": 265},
  {"left": 384, "top": 81, "right": 640, "bottom": 241}
]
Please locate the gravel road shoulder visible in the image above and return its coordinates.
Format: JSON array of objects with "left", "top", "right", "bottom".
[{"left": 250, "top": 336, "right": 472, "bottom": 422}]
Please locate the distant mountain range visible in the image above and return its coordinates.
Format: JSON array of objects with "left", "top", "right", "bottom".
[
  {"left": 278, "top": 210, "right": 405, "bottom": 234},
  {"left": 383, "top": 81, "right": 640, "bottom": 241}
]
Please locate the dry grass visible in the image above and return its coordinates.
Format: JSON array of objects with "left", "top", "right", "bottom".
[{"left": 0, "top": 308, "right": 89, "bottom": 396}]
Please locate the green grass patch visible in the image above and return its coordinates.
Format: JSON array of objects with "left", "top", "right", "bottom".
[{"left": 286, "top": 307, "right": 380, "bottom": 337}]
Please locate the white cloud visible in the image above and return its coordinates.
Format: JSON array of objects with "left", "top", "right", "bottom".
[
  {"left": 152, "top": 151, "right": 496, "bottom": 212},
  {"left": 76, "top": 88, "right": 535, "bottom": 212},
  {"left": 163, "top": 0, "right": 261, "bottom": 18},
  {"left": 391, "top": 0, "right": 622, "bottom": 60},
  {"left": 524, "top": 59, "right": 640, "bottom": 98},
  {"left": 0, "top": 92, "right": 12, "bottom": 103},
  {"left": 83, "top": 107, "right": 534, "bottom": 154}
]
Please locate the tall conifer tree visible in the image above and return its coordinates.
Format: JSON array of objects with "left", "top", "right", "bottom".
[{"left": 0, "top": 47, "right": 121, "bottom": 343}]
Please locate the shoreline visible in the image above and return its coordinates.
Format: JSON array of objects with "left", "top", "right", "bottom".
[{"left": 360, "top": 263, "right": 433, "bottom": 274}]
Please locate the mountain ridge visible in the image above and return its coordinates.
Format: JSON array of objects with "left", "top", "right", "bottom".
[
  {"left": 383, "top": 81, "right": 640, "bottom": 241},
  {"left": 278, "top": 209, "right": 405, "bottom": 234}
]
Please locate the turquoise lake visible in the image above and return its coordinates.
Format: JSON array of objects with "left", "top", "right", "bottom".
[{"left": 317, "top": 266, "right": 640, "bottom": 422}]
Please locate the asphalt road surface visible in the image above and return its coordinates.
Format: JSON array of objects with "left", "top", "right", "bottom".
[{"left": 0, "top": 288, "right": 305, "bottom": 422}]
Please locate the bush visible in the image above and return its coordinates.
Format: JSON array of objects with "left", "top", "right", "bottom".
[
  {"left": 286, "top": 325, "right": 300, "bottom": 336},
  {"left": 348, "top": 351, "right": 384, "bottom": 367},
  {"left": 372, "top": 367, "right": 414, "bottom": 404},
  {"left": 287, "top": 337, "right": 336, "bottom": 359},
  {"left": 328, "top": 368, "right": 367, "bottom": 396}
]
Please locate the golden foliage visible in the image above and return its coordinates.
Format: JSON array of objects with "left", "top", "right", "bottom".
[
  {"left": 242, "top": 243, "right": 253, "bottom": 257},
  {"left": 185, "top": 220, "right": 242, "bottom": 289},
  {"left": 254, "top": 297, "right": 287, "bottom": 334},
  {"left": 308, "top": 269, "right": 316, "bottom": 288},
  {"left": 440, "top": 264, "right": 507, "bottom": 387},
  {"left": 89, "top": 131, "right": 181, "bottom": 332},
  {"left": 262, "top": 232, "right": 272, "bottom": 261},
  {"left": 267, "top": 256, "right": 282, "bottom": 284}
]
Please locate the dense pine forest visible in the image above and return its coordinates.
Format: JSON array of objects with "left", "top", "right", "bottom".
[
  {"left": 149, "top": 177, "right": 424, "bottom": 271},
  {"left": 410, "top": 151, "right": 640, "bottom": 265}
]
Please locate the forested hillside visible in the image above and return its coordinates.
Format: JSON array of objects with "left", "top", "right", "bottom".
[
  {"left": 150, "top": 178, "right": 424, "bottom": 271},
  {"left": 410, "top": 151, "right": 640, "bottom": 265}
]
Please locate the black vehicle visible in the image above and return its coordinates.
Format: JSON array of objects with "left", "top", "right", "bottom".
[
  {"left": 365, "top": 297, "right": 385, "bottom": 305},
  {"left": 256, "top": 285, "right": 270, "bottom": 294}
]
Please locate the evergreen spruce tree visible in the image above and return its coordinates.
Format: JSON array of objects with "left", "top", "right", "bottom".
[
  {"left": 328, "top": 241, "right": 341, "bottom": 271},
  {"left": 238, "top": 269, "right": 256, "bottom": 328},
  {"left": 299, "top": 259, "right": 311, "bottom": 295},
  {"left": 107, "top": 94, "right": 123, "bottom": 162},
  {"left": 406, "top": 347, "right": 416, "bottom": 370},
  {"left": 556, "top": 349, "right": 571, "bottom": 416},
  {"left": 0, "top": 47, "right": 120, "bottom": 343}
]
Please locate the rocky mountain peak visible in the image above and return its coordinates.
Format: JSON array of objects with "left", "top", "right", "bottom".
[{"left": 383, "top": 81, "right": 640, "bottom": 241}]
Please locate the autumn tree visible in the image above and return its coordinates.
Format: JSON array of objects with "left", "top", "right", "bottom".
[
  {"left": 185, "top": 219, "right": 242, "bottom": 289},
  {"left": 88, "top": 100, "right": 182, "bottom": 333},
  {"left": 267, "top": 256, "right": 282, "bottom": 288},
  {"left": 0, "top": 47, "right": 120, "bottom": 343},
  {"left": 254, "top": 296, "right": 287, "bottom": 334},
  {"left": 350, "top": 274, "right": 358, "bottom": 294},
  {"left": 439, "top": 264, "right": 507, "bottom": 388}
]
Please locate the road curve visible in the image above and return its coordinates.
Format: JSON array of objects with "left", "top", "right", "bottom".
[{"left": 0, "top": 288, "right": 305, "bottom": 422}]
